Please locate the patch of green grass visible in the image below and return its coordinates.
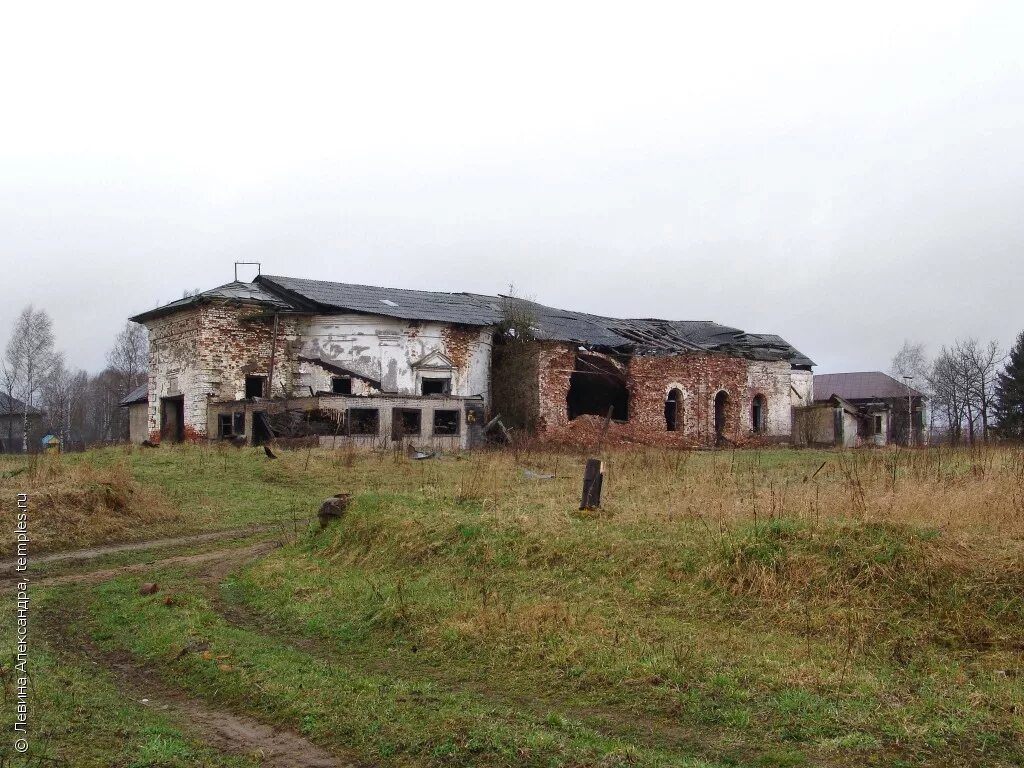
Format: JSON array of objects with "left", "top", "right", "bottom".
[
  {"left": 84, "top": 569, "right": 724, "bottom": 768},
  {"left": 22, "top": 444, "right": 1024, "bottom": 766},
  {"left": 223, "top": 493, "right": 1023, "bottom": 766},
  {"left": 0, "top": 633, "right": 256, "bottom": 767}
]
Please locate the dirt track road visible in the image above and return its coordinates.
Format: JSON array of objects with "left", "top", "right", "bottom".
[
  {"left": 29, "top": 529, "right": 360, "bottom": 768},
  {"left": 0, "top": 525, "right": 276, "bottom": 571}
]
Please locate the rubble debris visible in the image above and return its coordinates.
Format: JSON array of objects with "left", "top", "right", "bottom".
[
  {"left": 318, "top": 493, "right": 351, "bottom": 528},
  {"left": 522, "top": 469, "right": 555, "bottom": 480},
  {"left": 139, "top": 582, "right": 160, "bottom": 595},
  {"left": 175, "top": 639, "right": 210, "bottom": 659}
]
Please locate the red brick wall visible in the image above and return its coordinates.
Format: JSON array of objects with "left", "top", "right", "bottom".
[
  {"left": 535, "top": 343, "right": 576, "bottom": 432},
  {"left": 535, "top": 345, "right": 779, "bottom": 447}
]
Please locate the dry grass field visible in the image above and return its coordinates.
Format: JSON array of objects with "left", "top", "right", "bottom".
[{"left": 3, "top": 443, "right": 1023, "bottom": 767}]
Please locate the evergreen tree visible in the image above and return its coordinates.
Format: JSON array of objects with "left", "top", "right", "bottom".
[{"left": 994, "top": 331, "right": 1024, "bottom": 439}]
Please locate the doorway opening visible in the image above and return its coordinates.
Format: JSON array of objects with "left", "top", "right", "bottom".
[
  {"left": 714, "top": 390, "right": 729, "bottom": 440},
  {"left": 159, "top": 396, "right": 185, "bottom": 443}
]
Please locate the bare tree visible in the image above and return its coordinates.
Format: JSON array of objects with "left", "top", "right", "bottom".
[
  {"left": 5, "top": 306, "right": 57, "bottom": 452},
  {"left": 956, "top": 338, "right": 1003, "bottom": 443},
  {"left": 928, "top": 347, "right": 967, "bottom": 445},
  {"left": 891, "top": 340, "right": 932, "bottom": 441},
  {"left": 42, "top": 357, "right": 89, "bottom": 446},
  {"left": 890, "top": 340, "right": 930, "bottom": 390},
  {"left": 106, "top": 321, "right": 149, "bottom": 439},
  {"left": 82, "top": 368, "right": 123, "bottom": 444},
  {"left": 1, "top": 355, "right": 22, "bottom": 451}
]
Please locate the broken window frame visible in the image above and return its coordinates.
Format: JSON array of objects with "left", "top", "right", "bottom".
[
  {"left": 751, "top": 394, "right": 767, "bottom": 433},
  {"left": 391, "top": 407, "right": 422, "bottom": 439},
  {"left": 713, "top": 390, "right": 729, "bottom": 438},
  {"left": 347, "top": 408, "right": 380, "bottom": 436},
  {"left": 566, "top": 352, "right": 629, "bottom": 422},
  {"left": 420, "top": 376, "right": 452, "bottom": 396},
  {"left": 218, "top": 413, "right": 233, "bottom": 438},
  {"left": 665, "top": 388, "right": 682, "bottom": 432},
  {"left": 245, "top": 375, "right": 267, "bottom": 399},
  {"left": 332, "top": 376, "right": 353, "bottom": 395},
  {"left": 432, "top": 409, "right": 460, "bottom": 435}
]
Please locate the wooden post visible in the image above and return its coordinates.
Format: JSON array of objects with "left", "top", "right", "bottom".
[{"left": 579, "top": 458, "right": 604, "bottom": 510}]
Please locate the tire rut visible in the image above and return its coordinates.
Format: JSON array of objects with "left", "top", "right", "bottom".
[
  {"left": 35, "top": 543, "right": 363, "bottom": 768},
  {"left": 0, "top": 525, "right": 279, "bottom": 571},
  {"left": 205, "top": 568, "right": 713, "bottom": 757}
]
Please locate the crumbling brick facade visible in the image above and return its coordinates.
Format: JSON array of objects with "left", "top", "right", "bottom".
[
  {"left": 533, "top": 342, "right": 808, "bottom": 447},
  {"left": 146, "top": 305, "right": 300, "bottom": 442},
  {"left": 135, "top": 277, "right": 812, "bottom": 450},
  {"left": 144, "top": 301, "right": 493, "bottom": 444}
]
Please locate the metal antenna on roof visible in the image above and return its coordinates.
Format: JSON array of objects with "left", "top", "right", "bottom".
[{"left": 234, "top": 262, "right": 261, "bottom": 282}]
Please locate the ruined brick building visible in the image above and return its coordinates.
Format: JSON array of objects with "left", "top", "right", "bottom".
[{"left": 129, "top": 275, "right": 814, "bottom": 449}]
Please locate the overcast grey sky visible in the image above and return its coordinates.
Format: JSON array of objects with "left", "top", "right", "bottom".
[{"left": 2, "top": 1, "right": 1021, "bottom": 374}]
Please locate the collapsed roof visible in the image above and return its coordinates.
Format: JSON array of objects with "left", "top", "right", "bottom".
[{"left": 130, "top": 274, "right": 813, "bottom": 367}]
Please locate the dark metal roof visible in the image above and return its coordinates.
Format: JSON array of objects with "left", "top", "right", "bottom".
[
  {"left": 257, "top": 275, "right": 812, "bottom": 364},
  {"left": 258, "top": 275, "right": 503, "bottom": 327},
  {"left": 119, "top": 384, "right": 149, "bottom": 407},
  {"left": 130, "top": 281, "right": 292, "bottom": 323},
  {"left": 0, "top": 393, "right": 41, "bottom": 416},
  {"left": 131, "top": 274, "right": 814, "bottom": 366},
  {"left": 814, "top": 372, "right": 926, "bottom": 402}
]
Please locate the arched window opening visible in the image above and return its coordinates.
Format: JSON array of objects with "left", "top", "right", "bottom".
[
  {"left": 665, "top": 389, "right": 683, "bottom": 431},
  {"left": 714, "top": 390, "right": 729, "bottom": 439},
  {"left": 751, "top": 395, "right": 767, "bottom": 433}
]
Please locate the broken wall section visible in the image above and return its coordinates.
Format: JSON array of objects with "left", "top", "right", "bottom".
[
  {"left": 146, "top": 304, "right": 301, "bottom": 442},
  {"left": 533, "top": 342, "right": 805, "bottom": 447}
]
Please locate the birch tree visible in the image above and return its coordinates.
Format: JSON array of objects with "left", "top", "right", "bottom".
[{"left": 5, "top": 306, "right": 57, "bottom": 451}]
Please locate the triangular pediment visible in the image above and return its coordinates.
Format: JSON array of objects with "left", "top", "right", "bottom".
[{"left": 412, "top": 351, "right": 455, "bottom": 370}]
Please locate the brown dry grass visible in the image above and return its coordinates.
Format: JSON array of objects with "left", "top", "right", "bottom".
[{"left": 0, "top": 453, "right": 182, "bottom": 552}]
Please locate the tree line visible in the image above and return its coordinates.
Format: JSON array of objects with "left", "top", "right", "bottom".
[
  {"left": 891, "top": 331, "right": 1024, "bottom": 444},
  {"left": 1, "top": 306, "right": 148, "bottom": 452}
]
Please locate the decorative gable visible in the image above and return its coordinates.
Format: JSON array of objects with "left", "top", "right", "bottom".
[{"left": 411, "top": 351, "right": 455, "bottom": 370}]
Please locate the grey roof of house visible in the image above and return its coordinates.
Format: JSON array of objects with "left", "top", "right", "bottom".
[
  {"left": 120, "top": 384, "right": 149, "bottom": 406},
  {"left": 814, "top": 372, "right": 926, "bottom": 402},
  {"left": 129, "top": 274, "right": 814, "bottom": 366},
  {"left": 0, "top": 393, "right": 41, "bottom": 416},
  {"left": 129, "top": 281, "right": 292, "bottom": 323}
]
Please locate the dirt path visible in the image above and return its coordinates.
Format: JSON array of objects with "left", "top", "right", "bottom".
[
  {"left": 0, "top": 525, "right": 278, "bottom": 571},
  {"left": 206, "top": 568, "right": 712, "bottom": 758},
  {"left": 56, "top": 624, "right": 355, "bottom": 768},
  {"left": 34, "top": 541, "right": 279, "bottom": 588},
  {"left": 34, "top": 539, "right": 362, "bottom": 768}
]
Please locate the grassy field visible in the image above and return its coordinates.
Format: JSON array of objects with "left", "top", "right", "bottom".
[{"left": 4, "top": 443, "right": 1023, "bottom": 766}]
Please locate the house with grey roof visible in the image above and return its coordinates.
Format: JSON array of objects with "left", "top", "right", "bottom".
[
  {"left": 119, "top": 383, "right": 150, "bottom": 444},
  {"left": 805, "top": 372, "right": 928, "bottom": 447},
  {"left": 1, "top": 393, "right": 43, "bottom": 453},
  {"left": 128, "top": 273, "right": 815, "bottom": 449}
]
